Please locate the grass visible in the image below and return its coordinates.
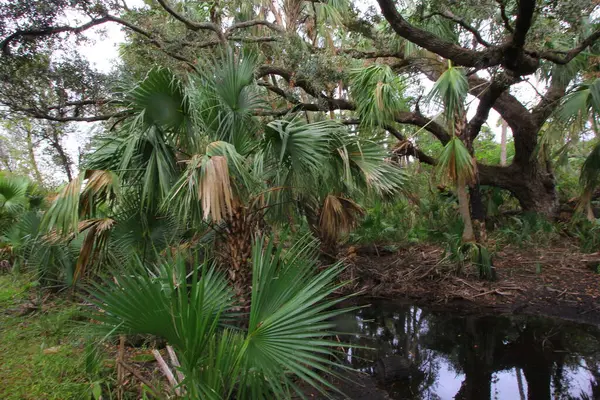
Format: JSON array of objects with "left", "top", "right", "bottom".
[{"left": 0, "top": 274, "right": 100, "bottom": 400}]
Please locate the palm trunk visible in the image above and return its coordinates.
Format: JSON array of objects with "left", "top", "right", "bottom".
[
  {"left": 222, "top": 207, "right": 256, "bottom": 309},
  {"left": 457, "top": 177, "right": 475, "bottom": 242}
]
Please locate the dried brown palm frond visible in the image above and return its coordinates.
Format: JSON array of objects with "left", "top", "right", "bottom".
[
  {"left": 319, "top": 194, "right": 364, "bottom": 246},
  {"left": 392, "top": 140, "right": 414, "bottom": 165},
  {"left": 80, "top": 170, "right": 120, "bottom": 215},
  {"left": 200, "top": 155, "right": 235, "bottom": 222},
  {"left": 74, "top": 218, "right": 116, "bottom": 283}
]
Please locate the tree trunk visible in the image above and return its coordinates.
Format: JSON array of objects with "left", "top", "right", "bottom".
[
  {"left": 586, "top": 199, "right": 596, "bottom": 222},
  {"left": 221, "top": 207, "right": 255, "bottom": 309},
  {"left": 25, "top": 128, "right": 44, "bottom": 185},
  {"left": 478, "top": 163, "right": 558, "bottom": 217},
  {"left": 470, "top": 183, "right": 487, "bottom": 242},
  {"left": 457, "top": 177, "right": 475, "bottom": 242},
  {"left": 500, "top": 119, "right": 508, "bottom": 166}
]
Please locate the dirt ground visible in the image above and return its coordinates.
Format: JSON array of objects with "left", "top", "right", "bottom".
[{"left": 338, "top": 241, "right": 600, "bottom": 325}]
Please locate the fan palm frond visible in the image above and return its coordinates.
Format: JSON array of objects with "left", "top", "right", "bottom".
[
  {"left": 166, "top": 141, "right": 254, "bottom": 224},
  {"left": 88, "top": 236, "right": 351, "bottom": 399},
  {"left": 74, "top": 218, "right": 116, "bottom": 283},
  {"left": 126, "top": 66, "right": 190, "bottom": 134},
  {"left": 579, "top": 140, "right": 600, "bottom": 220},
  {"left": 192, "top": 49, "right": 264, "bottom": 154},
  {"left": 42, "top": 175, "right": 84, "bottom": 235},
  {"left": 437, "top": 136, "right": 476, "bottom": 185},
  {"left": 0, "top": 175, "right": 30, "bottom": 215},
  {"left": 426, "top": 63, "right": 468, "bottom": 127},
  {"left": 350, "top": 64, "right": 408, "bottom": 127}
]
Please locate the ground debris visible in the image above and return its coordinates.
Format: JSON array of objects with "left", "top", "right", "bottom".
[{"left": 338, "top": 242, "right": 600, "bottom": 324}]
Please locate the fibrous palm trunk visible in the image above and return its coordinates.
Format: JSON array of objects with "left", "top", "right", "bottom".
[{"left": 220, "top": 206, "right": 258, "bottom": 308}]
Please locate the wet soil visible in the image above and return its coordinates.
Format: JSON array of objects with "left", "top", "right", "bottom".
[{"left": 338, "top": 241, "right": 600, "bottom": 325}]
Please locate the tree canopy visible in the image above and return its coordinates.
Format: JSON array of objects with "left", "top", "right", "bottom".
[{"left": 1, "top": 0, "right": 599, "bottom": 217}]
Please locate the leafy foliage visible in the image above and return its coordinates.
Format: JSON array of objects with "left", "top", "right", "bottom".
[{"left": 89, "top": 236, "right": 352, "bottom": 399}]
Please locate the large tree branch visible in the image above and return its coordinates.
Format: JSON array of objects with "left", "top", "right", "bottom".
[
  {"left": 256, "top": 65, "right": 355, "bottom": 111},
  {"left": 467, "top": 74, "right": 533, "bottom": 133},
  {"left": 512, "top": 0, "right": 536, "bottom": 48},
  {"left": 154, "top": 0, "right": 224, "bottom": 41},
  {"left": 1, "top": 16, "right": 114, "bottom": 55},
  {"left": 376, "top": 0, "right": 502, "bottom": 68},
  {"left": 466, "top": 73, "right": 517, "bottom": 141},
  {"left": 423, "top": 10, "right": 491, "bottom": 47},
  {"left": 538, "top": 29, "right": 600, "bottom": 65},
  {"left": 531, "top": 77, "right": 567, "bottom": 127},
  {"left": 226, "top": 20, "right": 285, "bottom": 34},
  {"left": 396, "top": 111, "right": 451, "bottom": 145}
]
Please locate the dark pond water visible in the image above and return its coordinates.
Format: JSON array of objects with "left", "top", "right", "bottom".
[{"left": 335, "top": 300, "right": 600, "bottom": 400}]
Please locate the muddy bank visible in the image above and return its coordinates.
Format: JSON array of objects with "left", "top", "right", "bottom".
[{"left": 338, "top": 243, "right": 600, "bottom": 325}]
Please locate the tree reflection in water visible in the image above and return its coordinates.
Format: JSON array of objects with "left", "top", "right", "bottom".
[{"left": 335, "top": 301, "right": 600, "bottom": 399}]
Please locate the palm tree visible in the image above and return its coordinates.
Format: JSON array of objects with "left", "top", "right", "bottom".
[
  {"left": 551, "top": 78, "right": 600, "bottom": 221},
  {"left": 90, "top": 235, "right": 353, "bottom": 399},
  {"left": 426, "top": 63, "right": 476, "bottom": 242},
  {"left": 44, "top": 49, "right": 404, "bottom": 299}
]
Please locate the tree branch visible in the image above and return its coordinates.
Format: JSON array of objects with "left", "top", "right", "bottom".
[
  {"left": 422, "top": 10, "right": 491, "bottom": 47},
  {"left": 538, "top": 29, "right": 600, "bottom": 65},
  {"left": 1, "top": 16, "right": 114, "bottom": 55},
  {"left": 467, "top": 74, "right": 533, "bottom": 134},
  {"left": 512, "top": 0, "right": 536, "bottom": 48},
  {"left": 226, "top": 20, "right": 285, "bottom": 34},
  {"left": 396, "top": 111, "right": 451, "bottom": 145},
  {"left": 342, "top": 118, "right": 437, "bottom": 165},
  {"left": 256, "top": 65, "right": 355, "bottom": 111},
  {"left": 16, "top": 109, "right": 130, "bottom": 123},
  {"left": 496, "top": 0, "right": 514, "bottom": 33},
  {"left": 154, "top": 0, "right": 224, "bottom": 41},
  {"left": 376, "top": 0, "right": 502, "bottom": 68},
  {"left": 466, "top": 72, "right": 516, "bottom": 141}
]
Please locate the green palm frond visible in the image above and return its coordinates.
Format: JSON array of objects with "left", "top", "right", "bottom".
[
  {"left": 43, "top": 170, "right": 120, "bottom": 236},
  {"left": 557, "top": 78, "right": 600, "bottom": 124},
  {"left": 0, "top": 175, "right": 30, "bottom": 215},
  {"left": 118, "top": 124, "right": 178, "bottom": 208},
  {"left": 437, "top": 136, "right": 476, "bottom": 185},
  {"left": 264, "top": 118, "right": 333, "bottom": 173},
  {"left": 542, "top": 78, "right": 600, "bottom": 147},
  {"left": 126, "top": 66, "right": 190, "bottom": 134},
  {"left": 350, "top": 64, "right": 408, "bottom": 127},
  {"left": 426, "top": 64, "right": 468, "bottom": 127},
  {"left": 580, "top": 140, "right": 600, "bottom": 201},
  {"left": 88, "top": 236, "right": 352, "bottom": 399},
  {"left": 243, "top": 236, "right": 351, "bottom": 398},
  {"left": 330, "top": 133, "right": 406, "bottom": 196},
  {"left": 192, "top": 49, "right": 264, "bottom": 154}
]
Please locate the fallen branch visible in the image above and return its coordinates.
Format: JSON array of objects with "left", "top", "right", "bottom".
[
  {"left": 471, "top": 289, "right": 513, "bottom": 298},
  {"left": 166, "top": 345, "right": 185, "bottom": 387},
  {"left": 118, "top": 360, "right": 161, "bottom": 396},
  {"left": 152, "top": 349, "right": 181, "bottom": 396}
]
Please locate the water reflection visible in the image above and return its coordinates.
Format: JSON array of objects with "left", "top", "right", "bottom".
[{"left": 337, "top": 301, "right": 600, "bottom": 399}]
